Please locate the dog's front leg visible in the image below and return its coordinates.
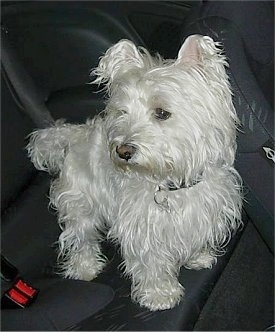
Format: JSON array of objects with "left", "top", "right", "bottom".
[
  {"left": 51, "top": 178, "right": 107, "bottom": 281},
  {"left": 57, "top": 213, "right": 107, "bottom": 281},
  {"left": 122, "top": 251, "right": 184, "bottom": 311},
  {"left": 59, "top": 234, "right": 106, "bottom": 281}
]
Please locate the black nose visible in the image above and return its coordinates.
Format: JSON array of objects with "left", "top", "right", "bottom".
[{"left": 116, "top": 144, "right": 136, "bottom": 161}]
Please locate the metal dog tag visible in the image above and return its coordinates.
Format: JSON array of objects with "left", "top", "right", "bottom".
[{"left": 154, "top": 187, "right": 170, "bottom": 212}]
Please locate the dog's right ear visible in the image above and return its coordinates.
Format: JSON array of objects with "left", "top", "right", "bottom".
[{"left": 91, "top": 39, "right": 144, "bottom": 90}]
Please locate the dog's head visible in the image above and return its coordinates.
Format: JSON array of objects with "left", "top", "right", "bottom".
[{"left": 92, "top": 35, "right": 239, "bottom": 184}]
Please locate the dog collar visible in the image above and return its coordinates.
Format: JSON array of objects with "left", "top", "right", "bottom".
[
  {"left": 154, "top": 178, "right": 201, "bottom": 212},
  {"left": 165, "top": 177, "right": 202, "bottom": 191}
]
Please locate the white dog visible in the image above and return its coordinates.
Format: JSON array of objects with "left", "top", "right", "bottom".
[{"left": 27, "top": 35, "right": 242, "bottom": 311}]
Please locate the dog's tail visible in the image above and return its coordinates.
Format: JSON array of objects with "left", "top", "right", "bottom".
[{"left": 26, "top": 120, "right": 87, "bottom": 174}]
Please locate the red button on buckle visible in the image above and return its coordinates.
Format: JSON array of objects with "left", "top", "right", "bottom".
[
  {"left": 1, "top": 278, "right": 39, "bottom": 309},
  {"left": 7, "top": 288, "right": 29, "bottom": 307},
  {"left": 14, "top": 279, "right": 37, "bottom": 298}
]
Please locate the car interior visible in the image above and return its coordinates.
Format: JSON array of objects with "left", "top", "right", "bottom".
[{"left": 1, "top": 1, "right": 274, "bottom": 330}]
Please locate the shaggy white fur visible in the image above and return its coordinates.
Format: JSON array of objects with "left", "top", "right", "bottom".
[{"left": 27, "top": 35, "right": 242, "bottom": 311}]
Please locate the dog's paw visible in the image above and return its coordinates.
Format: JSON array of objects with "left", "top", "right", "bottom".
[
  {"left": 62, "top": 258, "right": 106, "bottom": 281},
  {"left": 184, "top": 251, "right": 217, "bottom": 270},
  {"left": 133, "top": 281, "right": 184, "bottom": 311}
]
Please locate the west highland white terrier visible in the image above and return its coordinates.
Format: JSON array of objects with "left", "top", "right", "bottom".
[{"left": 27, "top": 35, "right": 242, "bottom": 311}]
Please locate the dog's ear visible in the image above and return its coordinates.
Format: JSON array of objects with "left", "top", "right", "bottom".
[
  {"left": 177, "top": 35, "right": 226, "bottom": 68},
  {"left": 92, "top": 39, "right": 144, "bottom": 89},
  {"left": 177, "top": 35, "right": 202, "bottom": 64}
]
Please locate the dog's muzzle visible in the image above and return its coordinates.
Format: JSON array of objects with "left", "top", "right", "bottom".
[{"left": 116, "top": 144, "right": 136, "bottom": 161}]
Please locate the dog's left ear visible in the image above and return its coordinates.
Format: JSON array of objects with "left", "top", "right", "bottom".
[
  {"left": 177, "top": 35, "right": 202, "bottom": 64},
  {"left": 177, "top": 35, "right": 225, "bottom": 68},
  {"left": 92, "top": 39, "right": 144, "bottom": 90}
]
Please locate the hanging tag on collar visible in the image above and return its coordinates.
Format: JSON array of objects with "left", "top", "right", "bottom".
[{"left": 154, "top": 186, "right": 170, "bottom": 212}]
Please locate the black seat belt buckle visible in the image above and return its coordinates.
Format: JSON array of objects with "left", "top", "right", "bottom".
[{"left": 1, "top": 277, "right": 39, "bottom": 309}]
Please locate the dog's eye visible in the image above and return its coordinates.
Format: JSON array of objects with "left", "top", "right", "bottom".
[{"left": 154, "top": 108, "right": 171, "bottom": 121}]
